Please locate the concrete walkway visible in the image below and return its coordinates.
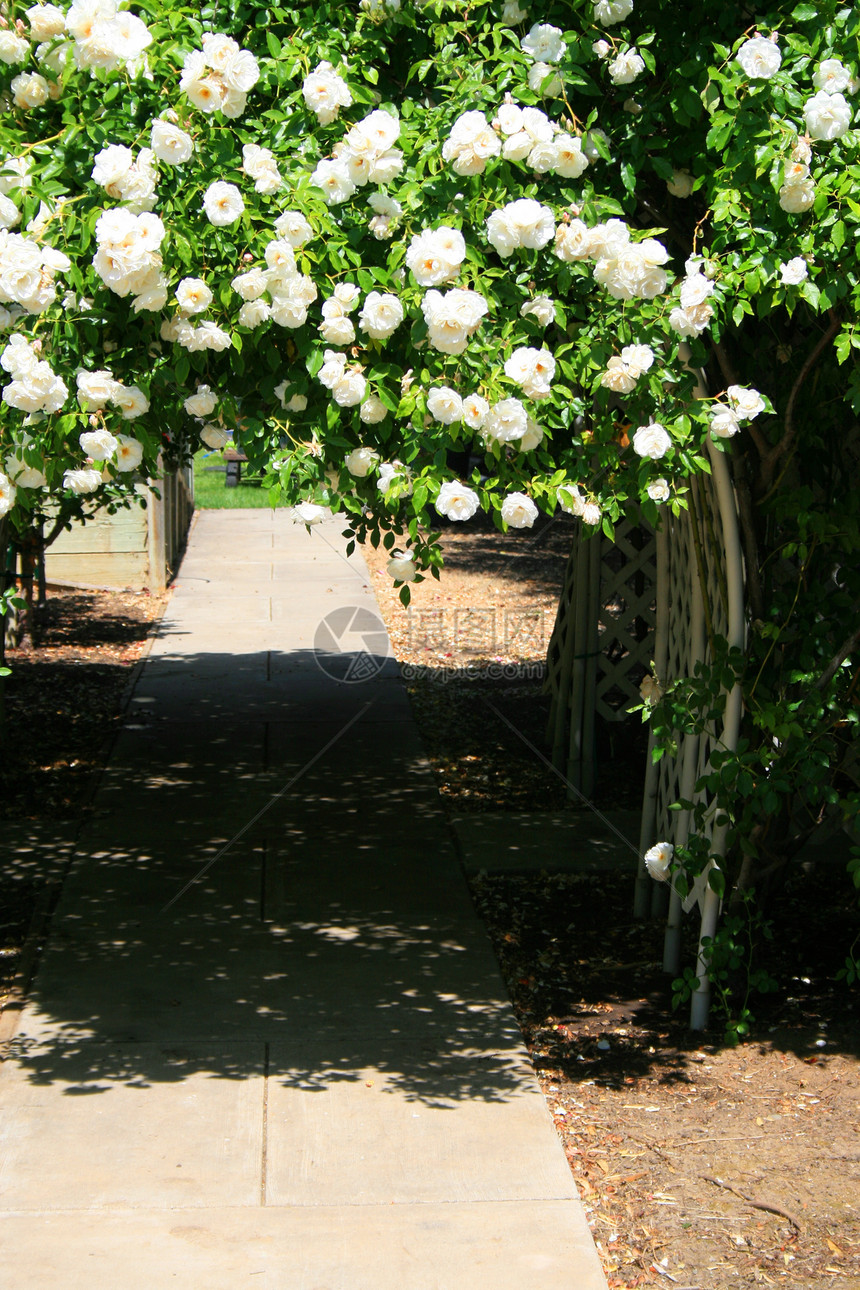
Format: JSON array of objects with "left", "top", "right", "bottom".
[{"left": 0, "top": 510, "right": 607, "bottom": 1289}]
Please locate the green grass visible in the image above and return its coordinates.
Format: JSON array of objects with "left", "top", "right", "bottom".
[{"left": 193, "top": 449, "right": 287, "bottom": 510}]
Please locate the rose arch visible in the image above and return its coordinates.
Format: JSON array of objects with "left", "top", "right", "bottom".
[{"left": 1, "top": 0, "right": 858, "bottom": 1029}]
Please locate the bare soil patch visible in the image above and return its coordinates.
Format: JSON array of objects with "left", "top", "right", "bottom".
[{"left": 363, "top": 517, "right": 860, "bottom": 1290}]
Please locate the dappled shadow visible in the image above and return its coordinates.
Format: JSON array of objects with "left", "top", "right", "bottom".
[
  {"left": 3, "top": 645, "right": 535, "bottom": 1108},
  {"left": 434, "top": 510, "right": 575, "bottom": 598}
]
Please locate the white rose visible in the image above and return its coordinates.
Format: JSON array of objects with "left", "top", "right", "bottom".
[
  {"left": 113, "top": 383, "right": 149, "bottom": 418},
  {"left": 644, "top": 841, "right": 674, "bottom": 881},
  {"left": 601, "top": 356, "right": 638, "bottom": 394},
  {"left": 344, "top": 446, "right": 379, "bottom": 477},
  {"left": 554, "top": 219, "right": 594, "bottom": 262},
  {"left": 200, "top": 423, "right": 229, "bottom": 450},
  {"left": 320, "top": 315, "right": 355, "bottom": 346},
  {"left": 76, "top": 368, "right": 118, "bottom": 410},
  {"left": 312, "top": 158, "right": 356, "bottom": 206},
  {"left": 462, "top": 394, "right": 490, "bottom": 429},
  {"left": 302, "top": 60, "right": 352, "bottom": 123},
  {"left": 581, "top": 500, "right": 602, "bottom": 526},
  {"left": 669, "top": 302, "right": 713, "bottom": 338},
  {"left": 520, "top": 295, "right": 555, "bottom": 327},
  {"left": 272, "top": 211, "right": 311, "bottom": 248},
  {"left": 528, "top": 62, "right": 563, "bottom": 97},
  {"left": 0, "top": 470, "right": 18, "bottom": 516},
  {"left": 709, "top": 405, "right": 741, "bottom": 438},
  {"left": 333, "top": 283, "right": 361, "bottom": 311},
  {"left": 553, "top": 134, "right": 589, "bottom": 179},
  {"left": 647, "top": 477, "right": 670, "bottom": 503},
  {"left": 557, "top": 483, "right": 584, "bottom": 516},
  {"left": 680, "top": 273, "right": 714, "bottom": 310},
  {"left": 359, "top": 291, "right": 403, "bottom": 341},
  {"left": 0, "top": 195, "right": 20, "bottom": 230},
  {"left": 331, "top": 370, "right": 366, "bottom": 407},
  {"left": 484, "top": 397, "right": 529, "bottom": 442},
  {"left": 387, "top": 549, "right": 417, "bottom": 583},
  {"left": 223, "top": 48, "right": 259, "bottom": 93},
  {"left": 114, "top": 434, "right": 144, "bottom": 472},
  {"left": 608, "top": 49, "right": 644, "bottom": 85},
  {"left": 231, "top": 267, "right": 267, "bottom": 301},
  {"left": 238, "top": 299, "right": 270, "bottom": 329},
  {"left": 202, "top": 181, "right": 244, "bottom": 226},
  {"left": 813, "top": 59, "right": 852, "bottom": 95},
  {"left": 427, "top": 386, "right": 464, "bottom": 424},
  {"left": 779, "top": 257, "right": 808, "bottom": 285},
  {"left": 632, "top": 423, "right": 672, "bottom": 459},
  {"left": 735, "top": 35, "right": 781, "bottom": 80},
  {"left": 519, "top": 417, "right": 544, "bottom": 452},
  {"left": 504, "top": 347, "right": 556, "bottom": 399},
  {"left": 26, "top": 3, "right": 66, "bottom": 39},
  {"left": 360, "top": 395, "right": 387, "bottom": 424},
  {"left": 667, "top": 169, "right": 694, "bottom": 198},
  {"left": 435, "top": 480, "right": 480, "bottom": 521},
  {"left": 176, "top": 276, "right": 213, "bottom": 314},
  {"left": 593, "top": 0, "right": 633, "bottom": 24},
  {"left": 63, "top": 467, "right": 103, "bottom": 495},
  {"left": 184, "top": 385, "right": 217, "bottom": 417},
  {"left": 621, "top": 343, "right": 655, "bottom": 374},
  {"left": 292, "top": 501, "right": 329, "bottom": 525},
  {"left": 521, "top": 22, "right": 566, "bottom": 63},
  {"left": 79, "top": 428, "right": 118, "bottom": 460},
  {"left": 501, "top": 492, "right": 538, "bottom": 529},
  {"left": 592, "top": 39, "right": 611, "bottom": 58},
  {"left": 150, "top": 119, "right": 194, "bottom": 164},
  {"left": 803, "top": 90, "right": 852, "bottom": 142},
  {"left": 726, "top": 385, "right": 765, "bottom": 420},
  {"left": 779, "top": 177, "right": 816, "bottom": 214},
  {"left": 12, "top": 73, "right": 50, "bottom": 110},
  {"left": 0, "top": 31, "right": 31, "bottom": 64}
]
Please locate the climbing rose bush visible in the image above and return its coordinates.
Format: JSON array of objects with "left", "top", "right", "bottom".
[{"left": 0, "top": 0, "right": 857, "bottom": 606}]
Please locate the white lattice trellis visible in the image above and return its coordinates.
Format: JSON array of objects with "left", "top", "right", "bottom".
[
  {"left": 545, "top": 518, "right": 657, "bottom": 795},
  {"left": 635, "top": 436, "right": 745, "bottom": 1030}
]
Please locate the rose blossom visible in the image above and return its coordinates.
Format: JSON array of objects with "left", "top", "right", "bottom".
[
  {"left": 779, "top": 257, "right": 808, "bottom": 285},
  {"left": 202, "top": 181, "right": 244, "bottom": 226},
  {"left": 435, "top": 480, "right": 480, "bottom": 521},
  {"left": 803, "top": 90, "right": 852, "bottom": 141},
  {"left": 735, "top": 35, "right": 781, "bottom": 80},
  {"left": 594, "top": 0, "right": 633, "bottom": 24},
  {"left": 501, "top": 492, "right": 538, "bottom": 529},
  {"left": 427, "top": 387, "right": 463, "bottom": 424},
  {"left": 184, "top": 385, "right": 217, "bottom": 417},
  {"left": 79, "top": 428, "right": 118, "bottom": 460},
  {"left": 0, "top": 471, "right": 17, "bottom": 516},
  {"left": 200, "top": 424, "right": 229, "bottom": 450},
  {"left": 63, "top": 467, "right": 102, "bottom": 495},
  {"left": 344, "top": 446, "right": 379, "bottom": 477},
  {"left": 359, "top": 292, "right": 403, "bottom": 341},
  {"left": 115, "top": 435, "right": 144, "bottom": 472},
  {"left": 150, "top": 120, "right": 194, "bottom": 164},
  {"left": 386, "top": 549, "right": 417, "bottom": 583},
  {"left": 726, "top": 385, "right": 765, "bottom": 419},
  {"left": 647, "top": 478, "right": 670, "bottom": 503},
  {"left": 644, "top": 841, "right": 674, "bottom": 881},
  {"left": 632, "top": 423, "right": 672, "bottom": 459},
  {"left": 176, "top": 277, "right": 213, "bottom": 314}
]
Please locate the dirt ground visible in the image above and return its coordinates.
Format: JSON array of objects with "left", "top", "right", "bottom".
[{"left": 1, "top": 521, "right": 858, "bottom": 1289}]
